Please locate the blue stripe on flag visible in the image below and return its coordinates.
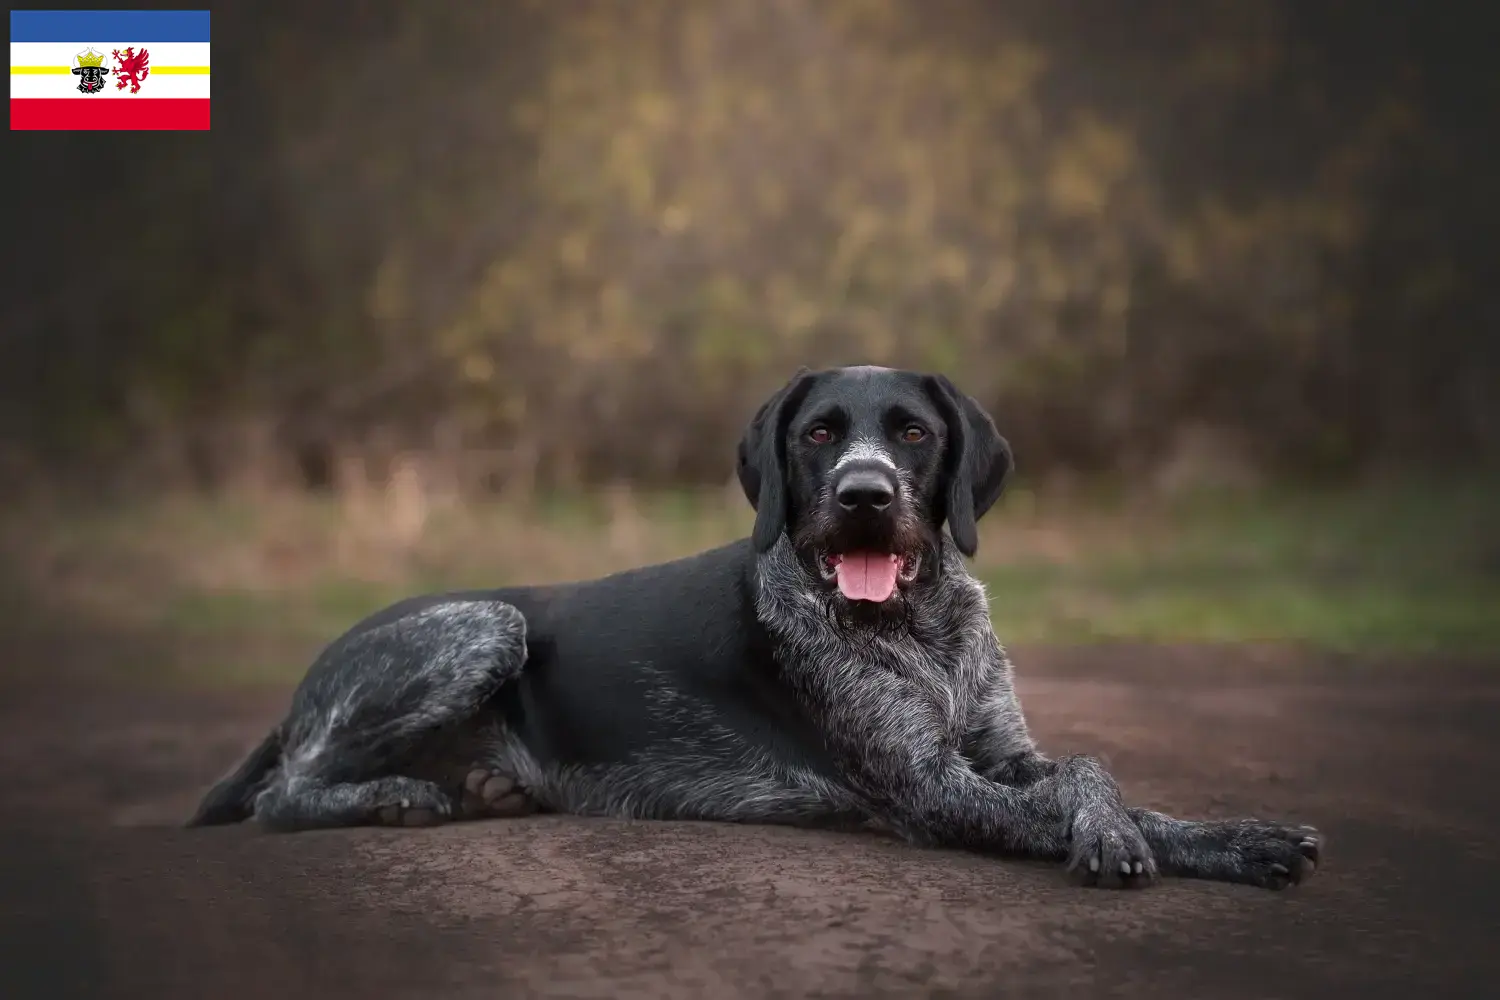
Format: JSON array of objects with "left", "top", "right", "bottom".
[{"left": 9, "top": 9, "right": 211, "bottom": 43}]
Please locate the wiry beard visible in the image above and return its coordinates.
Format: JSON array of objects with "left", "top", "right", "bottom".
[{"left": 819, "top": 587, "right": 916, "bottom": 640}]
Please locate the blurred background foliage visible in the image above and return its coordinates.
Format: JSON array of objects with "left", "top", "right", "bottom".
[
  {"left": 3, "top": 0, "right": 1497, "bottom": 662},
  {"left": 5, "top": 0, "right": 1496, "bottom": 499}
]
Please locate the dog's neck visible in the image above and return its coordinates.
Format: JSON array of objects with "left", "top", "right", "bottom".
[{"left": 752, "top": 534, "right": 991, "bottom": 654}]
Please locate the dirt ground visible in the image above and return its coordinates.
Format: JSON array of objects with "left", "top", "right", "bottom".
[{"left": 1, "top": 643, "right": 1496, "bottom": 999}]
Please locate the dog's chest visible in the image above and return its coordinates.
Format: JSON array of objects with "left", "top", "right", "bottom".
[{"left": 868, "top": 633, "right": 985, "bottom": 738}]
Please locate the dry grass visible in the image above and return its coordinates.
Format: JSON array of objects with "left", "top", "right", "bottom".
[
  {"left": 2, "top": 476, "right": 1496, "bottom": 686},
  {"left": 0, "top": 477, "right": 1122, "bottom": 627}
]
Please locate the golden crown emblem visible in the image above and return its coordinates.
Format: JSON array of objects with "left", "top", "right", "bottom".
[{"left": 74, "top": 47, "right": 106, "bottom": 68}]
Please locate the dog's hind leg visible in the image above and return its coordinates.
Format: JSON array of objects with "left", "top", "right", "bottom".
[
  {"left": 185, "top": 728, "right": 283, "bottom": 826},
  {"left": 245, "top": 599, "right": 529, "bottom": 832},
  {"left": 256, "top": 774, "right": 460, "bottom": 829}
]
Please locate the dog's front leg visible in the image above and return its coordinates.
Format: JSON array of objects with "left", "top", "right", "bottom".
[
  {"left": 978, "top": 751, "right": 1320, "bottom": 889},
  {"left": 959, "top": 656, "right": 1157, "bottom": 886},
  {"left": 966, "top": 749, "right": 1154, "bottom": 886},
  {"left": 1126, "top": 808, "right": 1322, "bottom": 889},
  {"left": 965, "top": 690, "right": 1322, "bottom": 890},
  {"left": 811, "top": 671, "right": 1154, "bottom": 887}
]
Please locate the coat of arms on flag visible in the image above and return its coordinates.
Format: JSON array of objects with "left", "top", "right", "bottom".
[
  {"left": 11, "top": 10, "right": 210, "bottom": 130},
  {"left": 69, "top": 47, "right": 110, "bottom": 93}
]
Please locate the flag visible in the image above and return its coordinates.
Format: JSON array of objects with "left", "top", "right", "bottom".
[{"left": 10, "top": 10, "right": 210, "bottom": 130}]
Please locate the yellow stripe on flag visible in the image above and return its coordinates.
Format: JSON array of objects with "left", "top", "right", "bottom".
[{"left": 10, "top": 65, "right": 209, "bottom": 74}]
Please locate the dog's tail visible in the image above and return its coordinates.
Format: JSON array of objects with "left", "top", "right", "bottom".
[{"left": 185, "top": 728, "right": 282, "bottom": 827}]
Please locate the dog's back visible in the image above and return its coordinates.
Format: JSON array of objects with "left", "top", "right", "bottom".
[{"left": 464, "top": 539, "right": 817, "bottom": 771}]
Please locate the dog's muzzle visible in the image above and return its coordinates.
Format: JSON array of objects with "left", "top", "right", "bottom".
[{"left": 816, "top": 463, "right": 920, "bottom": 603}]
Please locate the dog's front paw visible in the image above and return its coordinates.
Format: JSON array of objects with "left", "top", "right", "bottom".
[
  {"left": 1067, "top": 807, "right": 1158, "bottom": 889},
  {"left": 1221, "top": 820, "right": 1322, "bottom": 889}
]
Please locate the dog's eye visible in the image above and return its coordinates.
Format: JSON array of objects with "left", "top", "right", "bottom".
[
  {"left": 807, "top": 426, "right": 834, "bottom": 444},
  {"left": 901, "top": 425, "right": 927, "bottom": 443}
]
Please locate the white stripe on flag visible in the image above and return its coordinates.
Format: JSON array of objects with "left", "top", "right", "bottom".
[
  {"left": 11, "top": 72, "right": 210, "bottom": 99},
  {"left": 11, "top": 41, "right": 211, "bottom": 68}
]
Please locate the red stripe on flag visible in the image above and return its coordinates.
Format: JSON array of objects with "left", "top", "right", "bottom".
[{"left": 10, "top": 99, "right": 211, "bottom": 131}]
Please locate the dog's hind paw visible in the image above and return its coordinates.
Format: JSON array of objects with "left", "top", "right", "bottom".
[
  {"left": 370, "top": 777, "right": 455, "bottom": 828},
  {"left": 1067, "top": 809, "right": 1158, "bottom": 889},
  {"left": 462, "top": 767, "right": 538, "bottom": 819}
]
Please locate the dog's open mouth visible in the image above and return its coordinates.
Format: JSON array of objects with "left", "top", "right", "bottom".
[{"left": 819, "top": 551, "right": 921, "bottom": 602}]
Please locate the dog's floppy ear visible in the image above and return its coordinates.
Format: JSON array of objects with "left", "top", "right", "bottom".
[
  {"left": 923, "top": 374, "right": 1014, "bottom": 558},
  {"left": 737, "top": 367, "right": 818, "bottom": 553}
]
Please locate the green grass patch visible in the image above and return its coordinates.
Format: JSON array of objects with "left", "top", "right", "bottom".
[
  {"left": 982, "top": 479, "right": 1500, "bottom": 652},
  {"left": 4, "top": 479, "right": 1496, "bottom": 686},
  {"left": 984, "top": 568, "right": 1497, "bottom": 652}
]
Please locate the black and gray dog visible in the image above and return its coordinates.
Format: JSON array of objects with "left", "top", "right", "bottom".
[{"left": 189, "top": 366, "right": 1320, "bottom": 890}]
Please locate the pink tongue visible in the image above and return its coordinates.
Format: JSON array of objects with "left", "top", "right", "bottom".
[{"left": 835, "top": 552, "right": 899, "bottom": 602}]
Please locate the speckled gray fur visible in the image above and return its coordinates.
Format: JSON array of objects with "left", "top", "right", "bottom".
[{"left": 189, "top": 366, "right": 1320, "bottom": 890}]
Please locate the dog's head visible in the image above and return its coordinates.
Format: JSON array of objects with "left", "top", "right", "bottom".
[{"left": 738, "top": 365, "right": 1012, "bottom": 609}]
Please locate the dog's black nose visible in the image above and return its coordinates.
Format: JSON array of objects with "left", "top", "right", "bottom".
[{"left": 836, "top": 470, "right": 896, "bottom": 512}]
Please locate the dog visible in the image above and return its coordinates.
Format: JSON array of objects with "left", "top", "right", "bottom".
[{"left": 188, "top": 365, "right": 1320, "bottom": 889}]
